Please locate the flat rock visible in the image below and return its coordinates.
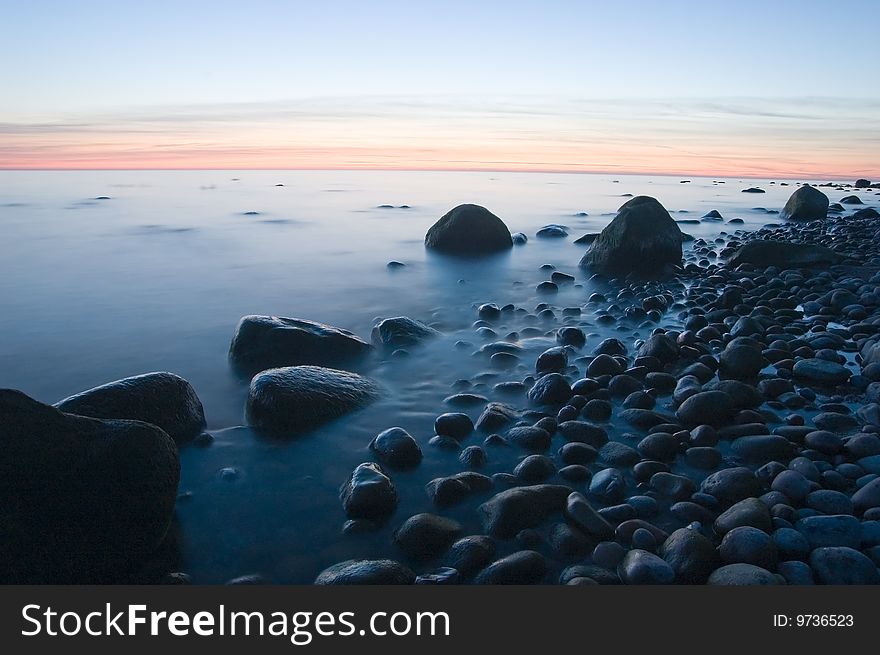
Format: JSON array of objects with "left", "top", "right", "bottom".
[
  {"left": 246, "top": 366, "right": 380, "bottom": 434},
  {"left": 315, "top": 559, "right": 415, "bottom": 585},
  {"left": 228, "top": 315, "right": 372, "bottom": 375}
]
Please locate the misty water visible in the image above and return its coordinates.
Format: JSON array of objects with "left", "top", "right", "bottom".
[{"left": 0, "top": 170, "right": 811, "bottom": 582}]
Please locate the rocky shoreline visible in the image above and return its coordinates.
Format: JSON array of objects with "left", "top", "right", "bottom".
[{"left": 3, "top": 180, "right": 880, "bottom": 585}]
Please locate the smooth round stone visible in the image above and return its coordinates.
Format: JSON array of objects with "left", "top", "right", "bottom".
[
  {"left": 777, "top": 560, "right": 815, "bottom": 585},
  {"left": 792, "top": 358, "right": 851, "bottom": 386},
  {"left": 429, "top": 435, "right": 461, "bottom": 450},
  {"left": 649, "top": 472, "right": 695, "bottom": 500},
  {"left": 315, "top": 559, "right": 415, "bottom": 585},
  {"left": 810, "top": 547, "right": 880, "bottom": 584},
  {"left": 424, "top": 476, "right": 470, "bottom": 507},
  {"left": 707, "top": 563, "right": 779, "bottom": 585},
  {"left": 536, "top": 347, "right": 568, "bottom": 374},
  {"left": 676, "top": 391, "right": 734, "bottom": 427},
  {"left": 369, "top": 427, "right": 423, "bottom": 469},
  {"left": 599, "top": 503, "right": 637, "bottom": 524},
  {"left": 599, "top": 441, "right": 641, "bottom": 466},
  {"left": 700, "top": 467, "right": 762, "bottom": 507},
  {"left": 804, "top": 430, "right": 843, "bottom": 455},
  {"left": 582, "top": 398, "right": 613, "bottom": 421},
  {"left": 789, "top": 457, "right": 821, "bottom": 483},
  {"left": 633, "top": 460, "right": 670, "bottom": 483},
  {"left": 631, "top": 527, "right": 656, "bottom": 551},
  {"left": 720, "top": 526, "right": 777, "bottom": 568},
  {"left": 549, "top": 523, "right": 592, "bottom": 557},
  {"left": 592, "top": 541, "right": 627, "bottom": 569},
  {"left": 659, "top": 527, "right": 718, "bottom": 583},
  {"left": 627, "top": 495, "right": 659, "bottom": 518},
  {"left": 559, "top": 464, "right": 591, "bottom": 482},
  {"left": 772, "top": 527, "right": 810, "bottom": 561},
  {"left": 393, "top": 514, "right": 462, "bottom": 560},
  {"left": 560, "top": 441, "right": 598, "bottom": 465},
  {"left": 503, "top": 424, "right": 550, "bottom": 451},
  {"left": 558, "top": 421, "right": 608, "bottom": 446},
  {"left": 445, "top": 536, "right": 496, "bottom": 579},
  {"left": 528, "top": 373, "right": 572, "bottom": 405},
  {"left": 796, "top": 514, "right": 861, "bottom": 549},
  {"left": 638, "top": 433, "right": 679, "bottom": 461},
  {"left": 714, "top": 497, "right": 772, "bottom": 535},
  {"left": 473, "top": 550, "right": 548, "bottom": 585},
  {"left": 514, "top": 455, "right": 557, "bottom": 482},
  {"left": 771, "top": 469, "right": 811, "bottom": 505},
  {"left": 730, "top": 435, "right": 797, "bottom": 463},
  {"left": 618, "top": 549, "right": 675, "bottom": 585},
  {"left": 340, "top": 462, "right": 398, "bottom": 519},
  {"left": 806, "top": 490, "right": 853, "bottom": 515},
  {"left": 565, "top": 492, "right": 614, "bottom": 538},
  {"left": 670, "top": 501, "right": 715, "bottom": 525},
  {"left": 589, "top": 468, "right": 626, "bottom": 503},
  {"left": 414, "top": 567, "right": 461, "bottom": 585},
  {"left": 434, "top": 413, "right": 474, "bottom": 439},
  {"left": 685, "top": 446, "right": 722, "bottom": 470},
  {"left": 459, "top": 445, "right": 487, "bottom": 469}
]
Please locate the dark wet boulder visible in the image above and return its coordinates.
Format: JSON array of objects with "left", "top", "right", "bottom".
[
  {"left": 0, "top": 389, "right": 179, "bottom": 583},
  {"left": 727, "top": 240, "right": 843, "bottom": 268},
  {"left": 618, "top": 549, "right": 675, "bottom": 584},
  {"left": 339, "top": 462, "right": 398, "bottom": 520},
  {"left": 636, "top": 333, "right": 678, "bottom": 364},
  {"left": 809, "top": 547, "right": 880, "bottom": 584},
  {"left": 478, "top": 484, "right": 571, "bottom": 537},
  {"left": 676, "top": 391, "right": 734, "bottom": 428},
  {"left": 246, "top": 366, "right": 380, "bottom": 435},
  {"left": 579, "top": 196, "right": 682, "bottom": 275},
  {"left": 476, "top": 402, "right": 518, "bottom": 432},
  {"left": 228, "top": 315, "right": 372, "bottom": 376},
  {"left": 445, "top": 536, "right": 496, "bottom": 578},
  {"left": 394, "top": 514, "right": 462, "bottom": 560},
  {"left": 779, "top": 185, "right": 829, "bottom": 221},
  {"left": 700, "top": 467, "right": 763, "bottom": 507},
  {"left": 715, "top": 497, "right": 772, "bottom": 535},
  {"left": 371, "top": 316, "right": 440, "bottom": 349},
  {"left": 315, "top": 559, "right": 415, "bottom": 585},
  {"left": 425, "top": 204, "right": 513, "bottom": 255},
  {"left": 528, "top": 373, "right": 572, "bottom": 405},
  {"left": 731, "top": 435, "right": 797, "bottom": 463},
  {"left": 506, "top": 426, "right": 552, "bottom": 451},
  {"left": 55, "top": 372, "right": 205, "bottom": 444},
  {"left": 473, "top": 550, "right": 547, "bottom": 584},
  {"left": 792, "top": 359, "right": 851, "bottom": 386},
  {"left": 369, "top": 427, "right": 422, "bottom": 469},
  {"left": 565, "top": 492, "right": 614, "bottom": 538},
  {"left": 660, "top": 528, "right": 718, "bottom": 583}
]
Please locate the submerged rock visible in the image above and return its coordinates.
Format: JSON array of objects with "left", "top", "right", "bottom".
[
  {"left": 340, "top": 462, "right": 398, "bottom": 520},
  {"left": 579, "top": 196, "right": 682, "bottom": 275},
  {"left": 478, "top": 484, "right": 571, "bottom": 537},
  {"left": 315, "top": 559, "right": 415, "bottom": 585},
  {"left": 394, "top": 513, "right": 462, "bottom": 560},
  {"left": 0, "top": 389, "right": 179, "bottom": 583},
  {"left": 371, "top": 316, "right": 440, "bottom": 349},
  {"left": 228, "top": 315, "right": 372, "bottom": 375},
  {"left": 727, "top": 240, "right": 843, "bottom": 268},
  {"left": 473, "top": 550, "right": 547, "bottom": 584},
  {"left": 246, "top": 366, "right": 380, "bottom": 435},
  {"left": 425, "top": 204, "right": 513, "bottom": 255},
  {"left": 55, "top": 372, "right": 205, "bottom": 444}
]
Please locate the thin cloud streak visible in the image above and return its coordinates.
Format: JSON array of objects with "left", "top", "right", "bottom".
[{"left": 1, "top": 96, "right": 877, "bottom": 178}]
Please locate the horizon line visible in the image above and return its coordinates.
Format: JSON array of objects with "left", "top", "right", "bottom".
[{"left": 0, "top": 165, "right": 870, "bottom": 182}]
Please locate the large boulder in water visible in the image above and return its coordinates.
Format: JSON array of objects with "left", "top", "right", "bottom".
[
  {"left": 727, "top": 240, "right": 843, "bottom": 268},
  {"left": 779, "top": 185, "right": 829, "bottom": 221},
  {"left": 424, "top": 204, "right": 513, "bottom": 255},
  {"left": 0, "top": 389, "right": 179, "bottom": 583},
  {"left": 228, "top": 315, "right": 372, "bottom": 376},
  {"left": 246, "top": 366, "right": 381, "bottom": 434},
  {"left": 579, "top": 196, "right": 682, "bottom": 275},
  {"left": 55, "top": 372, "right": 205, "bottom": 444}
]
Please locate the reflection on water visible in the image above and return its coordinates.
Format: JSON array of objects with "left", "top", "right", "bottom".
[{"left": 0, "top": 170, "right": 807, "bottom": 582}]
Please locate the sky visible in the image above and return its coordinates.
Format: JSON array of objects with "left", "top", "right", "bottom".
[{"left": 1, "top": 0, "right": 878, "bottom": 178}]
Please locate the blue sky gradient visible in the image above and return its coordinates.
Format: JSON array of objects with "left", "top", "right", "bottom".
[{"left": 1, "top": 0, "right": 878, "bottom": 176}]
